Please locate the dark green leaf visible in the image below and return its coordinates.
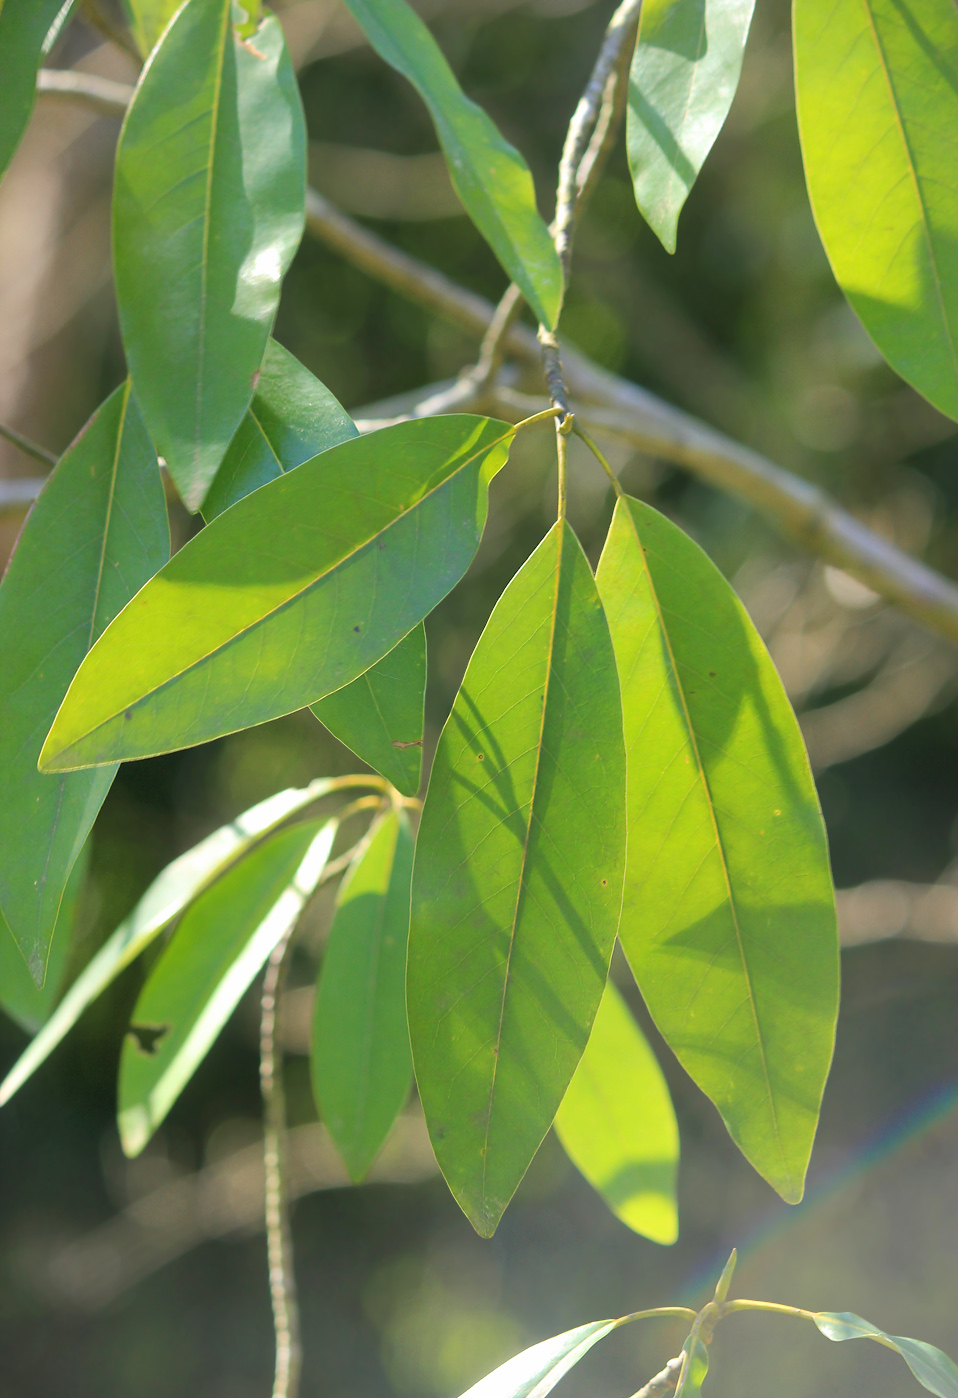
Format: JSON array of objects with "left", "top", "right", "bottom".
[
  {"left": 456, "top": 1321, "right": 622, "bottom": 1398},
  {"left": 408, "top": 520, "right": 626, "bottom": 1236},
  {"left": 0, "top": 777, "right": 342, "bottom": 1107},
  {"left": 0, "top": 382, "right": 169, "bottom": 981},
  {"left": 40, "top": 416, "right": 515, "bottom": 771},
  {"left": 595, "top": 497, "right": 838, "bottom": 1204},
  {"left": 0, "top": 0, "right": 74, "bottom": 182},
  {"left": 114, "top": 0, "right": 307, "bottom": 510},
  {"left": 814, "top": 1313, "right": 958, "bottom": 1398},
  {"left": 553, "top": 980, "right": 678, "bottom": 1243},
  {"left": 312, "top": 625, "right": 426, "bottom": 797},
  {"left": 125, "top": 0, "right": 180, "bottom": 56},
  {"left": 794, "top": 0, "right": 958, "bottom": 420},
  {"left": 627, "top": 0, "right": 755, "bottom": 252},
  {"left": 118, "top": 817, "right": 336, "bottom": 1156},
  {"left": 340, "top": 0, "right": 561, "bottom": 329},
  {"left": 0, "top": 840, "right": 88, "bottom": 1035},
  {"left": 311, "top": 809, "right": 414, "bottom": 1180}
]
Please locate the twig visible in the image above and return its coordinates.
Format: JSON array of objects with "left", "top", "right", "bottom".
[
  {"left": 0, "top": 421, "right": 57, "bottom": 467},
  {"left": 81, "top": 0, "right": 142, "bottom": 61},
  {"left": 36, "top": 67, "right": 134, "bottom": 115},
  {"left": 574, "top": 17, "right": 636, "bottom": 215},
  {"left": 260, "top": 934, "right": 301, "bottom": 1398},
  {"left": 632, "top": 1356, "right": 684, "bottom": 1398}
]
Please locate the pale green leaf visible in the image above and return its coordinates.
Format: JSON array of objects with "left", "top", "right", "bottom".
[
  {"left": 40, "top": 416, "right": 515, "bottom": 772},
  {"left": 118, "top": 817, "right": 336, "bottom": 1156},
  {"left": 0, "top": 777, "right": 340, "bottom": 1107},
  {"left": 794, "top": 0, "right": 958, "bottom": 420},
  {"left": 340, "top": 0, "right": 561, "bottom": 328},
  {"left": 311, "top": 809, "right": 414, "bottom": 1180},
  {"left": 554, "top": 980, "right": 678, "bottom": 1243},
  {"left": 627, "top": 0, "right": 755, "bottom": 251},
  {"left": 114, "top": 0, "right": 307, "bottom": 509},
  {"left": 0, "top": 0, "right": 74, "bottom": 182},
  {"left": 124, "top": 0, "right": 181, "bottom": 56},
  {"left": 675, "top": 1337, "right": 709, "bottom": 1397},
  {"left": 814, "top": 1313, "right": 958, "bottom": 1398},
  {"left": 408, "top": 520, "right": 626, "bottom": 1236},
  {"left": 0, "top": 841, "right": 88, "bottom": 1035},
  {"left": 456, "top": 1321, "right": 620, "bottom": 1398},
  {"left": 0, "top": 381, "right": 168, "bottom": 981},
  {"left": 595, "top": 497, "right": 838, "bottom": 1204}
]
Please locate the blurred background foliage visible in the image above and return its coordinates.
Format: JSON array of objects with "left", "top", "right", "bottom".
[{"left": 1, "top": 0, "right": 957, "bottom": 1394}]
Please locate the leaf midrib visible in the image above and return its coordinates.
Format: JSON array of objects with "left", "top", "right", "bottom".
[{"left": 194, "top": 0, "right": 231, "bottom": 470}]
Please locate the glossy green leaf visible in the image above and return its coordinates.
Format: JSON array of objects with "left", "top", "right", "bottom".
[
  {"left": 0, "top": 841, "right": 88, "bottom": 1035},
  {"left": 113, "top": 0, "right": 307, "bottom": 510},
  {"left": 311, "top": 809, "right": 414, "bottom": 1181},
  {"left": 124, "top": 0, "right": 180, "bottom": 56},
  {"left": 312, "top": 626, "right": 425, "bottom": 797},
  {"left": 340, "top": 0, "right": 561, "bottom": 329},
  {"left": 0, "top": 0, "right": 73, "bottom": 182},
  {"left": 0, "top": 382, "right": 168, "bottom": 981},
  {"left": 553, "top": 981, "right": 678, "bottom": 1243},
  {"left": 118, "top": 817, "right": 336, "bottom": 1156},
  {"left": 456, "top": 1321, "right": 621, "bottom": 1398},
  {"left": 814, "top": 1313, "right": 958, "bottom": 1398},
  {"left": 675, "top": 1336, "right": 709, "bottom": 1398},
  {"left": 627, "top": 0, "right": 754, "bottom": 252},
  {"left": 41, "top": 416, "right": 515, "bottom": 772},
  {"left": 408, "top": 520, "right": 627, "bottom": 1236},
  {"left": 595, "top": 496, "right": 838, "bottom": 1204},
  {"left": 201, "top": 339, "right": 426, "bottom": 795},
  {"left": 0, "top": 777, "right": 340, "bottom": 1107},
  {"left": 794, "top": 0, "right": 958, "bottom": 420}
]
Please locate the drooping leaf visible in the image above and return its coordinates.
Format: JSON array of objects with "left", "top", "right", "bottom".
[
  {"left": 627, "top": 0, "right": 755, "bottom": 252},
  {"left": 118, "top": 817, "right": 336, "bottom": 1156},
  {"left": 0, "top": 777, "right": 341, "bottom": 1107},
  {"left": 124, "top": 0, "right": 181, "bottom": 56},
  {"left": 553, "top": 980, "right": 678, "bottom": 1243},
  {"left": 312, "top": 626, "right": 426, "bottom": 797},
  {"left": 408, "top": 520, "right": 627, "bottom": 1236},
  {"left": 311, "top": 809, "right": 414, "bottom": 1181},
  {"left": 40, "top": 416, "right": 515, "bottom": 772},
  {"left": 794, "top": 0, "right": 958, "bottom": 420},
  {"left": 675, "top": 1336, "right": 709, "bottom": 1398},
  {"left": 0, "top": 381, "right": 169, "bottom": 982},
  {"left": 340, "top": 0, "right": 561, "bottom": 329},
  {"left": 595, "top": 497, "right": 838, "bottom": 1204},
  {"left": 455, "top": 1321, "right": 621, "bottom": 1398},
  {"left": 0, "top": 0, "right": 74, "bottom": 182},
  {"left": 201, "top": 339, "right": 426, "bottom": 794},
  {"left": 814, "top": 1313, "right": 958, "bottom": 1398},
  {"left": 113, "top": 0, "right": 307, "bottom": 510},
  {"left": 0, "top": 841, "right": 88, "bottom": 1036}
]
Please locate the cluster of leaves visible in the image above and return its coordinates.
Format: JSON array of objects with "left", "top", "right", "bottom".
[{"left": 1, "top": 0, "right": 958, "bottom": 1389}]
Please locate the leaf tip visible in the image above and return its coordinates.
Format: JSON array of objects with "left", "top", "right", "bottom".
[{"left": 118, "top": 1104, "right": 152, "bottom": 1159}]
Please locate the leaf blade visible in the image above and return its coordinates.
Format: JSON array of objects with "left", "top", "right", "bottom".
[
  {"left": 408, "top": 520, "right": 627, "bottom": 1235},
  {"left": 0, "top": 0, "right": 73, "bottom": 182},
  {"left": 0, "top": 840, "right": 89, "bottom": 1035},
  {"left": 814, "top": 1313, "right": 958, "bottom": 1398},
  {"left": 596, "top": 497, "right": 838, "bottom": 1203},
  {"left": 456, "top": 1321, "right": 620, "bottom": 1398}
]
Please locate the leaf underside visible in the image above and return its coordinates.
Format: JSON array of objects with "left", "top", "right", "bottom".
[
  {"left": 455, "top": 1321, "right": 621, "bottom": 1398},
  {"left": 814, "top": 1312, "right": 958, "bottom": 1398}
]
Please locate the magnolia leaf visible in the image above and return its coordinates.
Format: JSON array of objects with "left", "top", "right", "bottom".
[
  {"left": 40, "top": 416, "right": 515, "bottom": 772},
  {"left": 596, "top": 497, "right": 838, "bottom": 1204},
  {"left": 0, "top": 841, "right": 89, "bottom": 1036},
  {"left": 675, "top": 1336, "right": 709, "bottom": 1398},
  {"left": 125, "top": 0, "right": 181, "bottom": 56},
  {"left": 456, "top": 1321, "right": 621, "bottom": 1398},
  {"left": 114, "top": 0, "right": 306, "bottom": 509},
  {"left": 814, "top": 1313, "right": 958, "bottom": 1398},
  {"left": 311, "top": 809, "right": 414, "bottom": 1180},
  {"left": 118, "top": 818, "right": 336, "bottom": 1156},
  {"left": 340, "top": 0, "right": 561, "bottom": 329},
  {"left": 554, "top": 981, "right": 679, "bottom": 1243},
  {"left": 794, "top": 0, "right": 958, "bottom": 420},
  {"left": 408, "top": 520, "right": 627, "bottom": 1236},
  {"left": 627, "top": 0, "right": 755, "bottom": 251},
  {"left": 0, "top": 382, "right": 168, "bottom": 981},
  {"left": 0, "top": 0, "right": 74, "bottom": 182}
]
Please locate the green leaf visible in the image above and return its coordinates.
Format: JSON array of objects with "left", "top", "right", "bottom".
[
  {"left": 0, "top": 0, "right": 74, "bottom": 182},
  {"left": 794, "top": 0, "right": 958, "bottom": 420},
  {"left": 675, "top": 1336, "right": 709, "bottom": 1397},
  {"left": 40, "top": 416, "right": 515, "bottom": 772},
  {"left": 553, "top": 981, "right": 678, "bottom": 1244},
  {"left": 340, "top": 0, "right": 561, "bottom": 329},
  {"left": 814, "top": 1313, "right": 958, "bottom": 1398},
  {"left": 595, "top": 497, "right": 838, "bottom": 1204},
  {"left": 627, "top": 0, "right": 755, "bottom": 252},
  {"left": 0, "top": 840, "right": 88, "bottom": 1035},
  {"left": 113, "top": 0, "right": 307, "bottom": 510},
  {"left": 312, "top": 625, "right": 426, "bottom": 797},
  {"left": 201, "top": 338, "right": 426, "bottom": 795},
  {"left": 0, "top": 381, "right": 169, "bottom": 982},
  {"left": 311, "top": 809, "right": 414, "bottom": 1181},
  {"left": 124, "top": 0, "right": 181, "bottom": 56},
  {"left": 0, "top": 776, "right": 341, "bottom": 1107},
  {"left": 118, "top": 817, "right": 336, "bottom": 1156},
  {"left": 456, "top": 1321, "right": 621, "bottom": 1398},
  {"left": 408, "top": 520, "right": 627, "bottom": 1236}
]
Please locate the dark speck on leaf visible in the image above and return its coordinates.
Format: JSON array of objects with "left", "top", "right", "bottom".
[
  {"left": 709, "top": 671, "right": 716, "bottom": 678},
  {"left": 353, "top": 625, "right": 360, "bottom": 633},
  {"left": 477, "top": 753, "right": 484, "bottom": 761},
  {"left": 124, "top": 709, "right": 132, "bottom": 720}
]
